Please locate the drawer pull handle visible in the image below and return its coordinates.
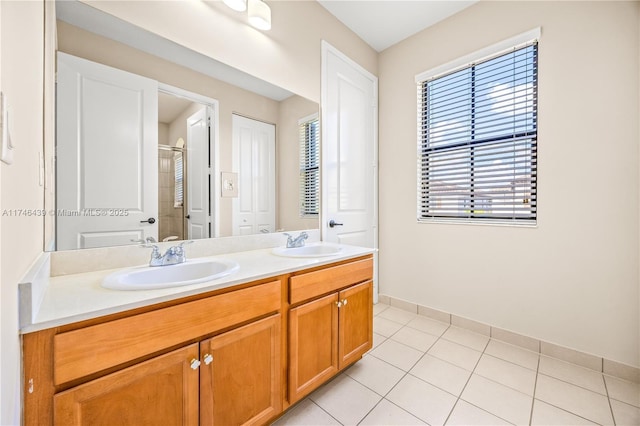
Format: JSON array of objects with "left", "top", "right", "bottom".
[
  {"left": 203, "top": 354, "right": 213, "bottom": 365},
  {"left": 190, "top": 359, "right": 201, "bottom": 370}
]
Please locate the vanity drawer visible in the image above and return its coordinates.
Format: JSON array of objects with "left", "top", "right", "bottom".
[
  {"left": 289, "top": 257, "right": 373, "bottom": 305},
  {"left": 53, "top": 280, "right": 281, "bottom": 385}
]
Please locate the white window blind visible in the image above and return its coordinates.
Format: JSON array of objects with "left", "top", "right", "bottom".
[
  {"left": 299, "top": 115, "right": 320, "bottom": 217},
  {"left": 174, "top": 152, "right": 184, "bottom": 207},
  {"left": 417, "top": 41, "right": 538, "bottom": 224}
]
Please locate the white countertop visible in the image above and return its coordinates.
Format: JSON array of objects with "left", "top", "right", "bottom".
[{"left": 21, "top": 243, "right": 375, "bottom": 333}]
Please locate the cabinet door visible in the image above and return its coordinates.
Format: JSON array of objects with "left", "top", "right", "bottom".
[
  {"left": 338, "top": 280, "right": 373, "bottom": 369},
  {"left": 53, "top": 344, "right": 200, "bottom": 426},
  {"left": 200, "top": 314, "right": 282, "bottom": 426},
  {"left": 288, "top": 293, "right": 339, "bottom": 403}
]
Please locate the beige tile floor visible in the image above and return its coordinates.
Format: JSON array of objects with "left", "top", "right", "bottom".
[{"left": 274, "top": 303, "right": 640, "bottom": 426}]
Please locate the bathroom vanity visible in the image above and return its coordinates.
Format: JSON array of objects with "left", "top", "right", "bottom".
[{"left": 21, "top": 245, "right": 374, "bottom": 425}]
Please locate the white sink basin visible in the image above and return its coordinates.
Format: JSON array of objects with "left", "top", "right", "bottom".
[
  {"left": 102, "top": 258, "right": 239, "bottom": 291},
  {"left": 272, "top": 244, "right": 342, "bottom": 258}
]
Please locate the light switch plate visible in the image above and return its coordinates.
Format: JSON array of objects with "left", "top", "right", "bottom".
[
  {"left": 1, "top": 92, "right": 14, "bottom": 165},
  {"left": 221, "top": 172, "right": 238, "bottom": 197}
]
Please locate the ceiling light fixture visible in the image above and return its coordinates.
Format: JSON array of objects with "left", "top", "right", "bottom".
[
  {"left": 248, "top": 0, "right": 271, "bottom": 31},
  {"left": 222, "top": 0, "right": 247, "bottom": 12}
]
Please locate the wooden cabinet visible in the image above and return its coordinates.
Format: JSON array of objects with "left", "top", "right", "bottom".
[
  {"left": 52, "top": 315, "right": 281, "bottom": 426},
  {"left": 23, "top": 255, "right": 374, "bottom": 425},
  {"left": 288, "top": 258, "right": 374, "bottom": 403},
  {"left": 53, "top": 344, "right": 200, "bottom": 426},
  {"left": 289, "top": 293, "right": 339, "bottom": 401},
  {"left": 200, "top": 315, "right": 281, "bottom": 426}
]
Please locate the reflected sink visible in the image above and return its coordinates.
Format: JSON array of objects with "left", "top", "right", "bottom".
[
  {"left": 102, "top": 258, "right": 240, "bottom": 291},
  {"left": 272, "top": 244, "right": 342, "bottom": 258}
]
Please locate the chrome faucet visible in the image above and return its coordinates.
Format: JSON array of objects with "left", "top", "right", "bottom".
[
  {"left": 284, "top": 232, "right": 308, "bottom": 248},
  {"left": 143, "top": 241, "right": 193, "bottom": 267}
]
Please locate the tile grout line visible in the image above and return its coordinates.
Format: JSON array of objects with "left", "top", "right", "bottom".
[
  {"left": 367, "top": 322, "right": 452, "bottom": 425},
  {"left": 354, "top": 315, "right": 444, "bottom": 424},
  {"left": 602, "top": 371, "right": 617, "bottom": 425},
  {"left": 528, "top": 350, "right": 541, "bottom": 425},
  {"left": 308, "top": 397, "right": 345, "bottom": 426},
  {"left": 441, "top": 335, "right": 492, "bottom": 425}
]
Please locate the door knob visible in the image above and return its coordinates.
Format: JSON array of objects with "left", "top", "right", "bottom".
[
  {"left": 140, "top": 217, "right": 156, "bottom": 224},
  {"left": 185, "top": 215, "right": 191, "bottom": 219},
  {"left": 329, "top": 219, "right": 344, "bottom": 228}
]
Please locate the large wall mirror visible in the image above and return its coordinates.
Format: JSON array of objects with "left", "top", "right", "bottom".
[{"left": 47, "top": 0, "right": 320, "bottom": 251}]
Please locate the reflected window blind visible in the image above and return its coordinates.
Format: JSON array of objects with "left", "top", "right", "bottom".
[
  {"left": 418, "top": 42, "right": 538, "bottom": 223},
  {"left": 174, "top": 153, "right": 184, "bottom": 207},
  {"left": 299, "top": 116, "right": 320, "bottom": 216}
]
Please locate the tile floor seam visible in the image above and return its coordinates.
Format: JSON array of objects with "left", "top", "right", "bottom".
[
  {"left": 403, "top": 324, "right": 450, "bottom": 339},
  {"left": 528, "top": 349, "right": 541, "bottom": 425},
  {"left": 536, "top": 371, "right": 609, "bottom": 398},
  {"left": 442, "top": 334, "right": 491, "bottom": 425},
  {"left": 531, "top": 398, "right": 608, "bottom": 426},
  {"left": 482, "top": 349, "right": 539, "bottom": 372},
  {"left": 602, "top": 371, "right": 618, "bottom": 425},
  {"left": 370, "top": 332, "right": 436, "bottom": 372},
  {"left": 454, "top": 399, "right": 518, "bottom": 426},
  {"left": 354, "top": 397, "right": 384, "bottom": 425},
  {"left": 309, "top": 397, "right": 345, "bottom": 425},
  {"left": 345, "top": 356, "right": 405, "bottom": 399},
  {"left": 365, "top": 331, "right": 452, "bottom": 424}
]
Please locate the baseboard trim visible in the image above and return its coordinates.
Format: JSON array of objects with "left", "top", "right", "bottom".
[{"left": 378, "top": 294, "right": 640, "bottom": 383}]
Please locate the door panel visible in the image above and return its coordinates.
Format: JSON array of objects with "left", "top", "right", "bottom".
[
  {"left": 186, "top": 107, "right": 210, "bottom": 239},
  {"left": 338, "top": 281, "right": 373, "bottom": 368},
  {"left": 288, "top": 293, "right": 339, "bottom": 403},
  {"left": 232, "top": 115, "right": 276, "bottom": 236},
  {"left": 322, "top": 45, "right": 377, "bottom": 248},
  {"left": 322, "top": 42, "right": 379, "bottom": 301},
  {"left": 200, "top": 315, "right": 281, "bottom": 426},
  {"left": 56, "top": 52, "right": 158, "bottom": 250},
  {"left": 53, "top": 344, "right": 199, "bottom": 426}
]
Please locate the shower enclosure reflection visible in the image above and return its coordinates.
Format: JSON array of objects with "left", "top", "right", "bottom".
[{"left": 158, "top": 143, "right": 184, "bottom": 242}]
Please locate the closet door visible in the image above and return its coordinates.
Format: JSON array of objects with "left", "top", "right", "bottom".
[{"left": 231, "top": 114, "right": 276, "bottom": 235}]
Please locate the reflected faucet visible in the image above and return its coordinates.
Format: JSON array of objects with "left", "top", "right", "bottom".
[
  {"left": 142, "top": 241, "right": 194, "bottom": 266},
  {"left": 284, "top": 232, "right": 308, "bottom": 248}
]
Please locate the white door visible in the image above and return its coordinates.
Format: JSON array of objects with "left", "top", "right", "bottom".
[
  {"left": 321, "top": 42, "right": 378, "bottom": 298},
  {"left": 56, "top": 52, "right": 158, "bottom": 250},
  {"left": 186, "top": 107, "right": 210, "bottom": 239},
  {"left": 231, "top": 115, "right": 276, "bottom": 235}
]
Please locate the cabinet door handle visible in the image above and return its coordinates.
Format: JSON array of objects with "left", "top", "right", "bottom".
[
  {"left": 342, "top": 299, "right": 348, "bottom": 306},
  {"left": 335, "top": 301, "right": 342, "bottom": 308},
  {"left": 203, "top": 354, "right": 213, "bottom": 365},
  {"left": 190, "top": 359, "right": 201, "bottom": 370}
]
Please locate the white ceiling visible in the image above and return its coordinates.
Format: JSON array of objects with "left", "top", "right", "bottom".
[{"left": 317, "top": 1, "right": 478, "bottom": 52}]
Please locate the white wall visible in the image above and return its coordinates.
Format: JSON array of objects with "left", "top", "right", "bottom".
[
  {"left": 0, "top": 1, "right": 45, "bottom": 423},
  {"left": 277, "top": 95, "right": 320, "bottom": 232},
  {"left": 82, "top": 0, "right": 378, "bottom": 103},
  {"left": 379, "top": 1, "right": 640, "bottom": 367}
]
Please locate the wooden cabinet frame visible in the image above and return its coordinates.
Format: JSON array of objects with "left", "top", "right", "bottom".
[{"left": 22, "top": 254, "right": 374, "bottom": 426}]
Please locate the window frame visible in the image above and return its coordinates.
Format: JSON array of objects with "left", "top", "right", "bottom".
[{"left": 415, "top": 29, "right": 540, "bottom": 226}]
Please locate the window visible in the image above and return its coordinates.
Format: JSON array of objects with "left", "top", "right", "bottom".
[
  {"left": 299, "top": 114, "right": 320, "bottom": 216},
  {"left": 174, "top": 151, "right": 184, "bottom": 207},
  {"left": 417, "top": 36, "right": 538, "bottom": 224}
]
